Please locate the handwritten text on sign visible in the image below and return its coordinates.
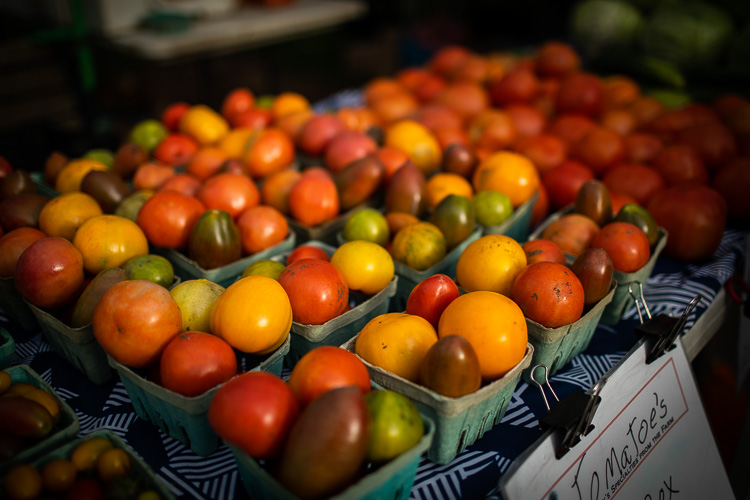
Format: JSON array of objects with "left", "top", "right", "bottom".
[{"left": 546, "top": 359, "right": 688, "bottom": 500}]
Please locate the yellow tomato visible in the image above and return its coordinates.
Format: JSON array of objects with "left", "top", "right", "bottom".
[
  {"left": 39, "top": 192, "right": 103, "bottom": 241},
  {"left": 41, "top": 458, "right": 77, "bottom": 493},
  {"left": 71, "top": 436, "right": 115, "bottom": 472},
  {"left": 72, "top": 214, "right": 149, "bottom": 275},
  {"left": 4, "top": 464, "right": 42, "bottom": 500},
  {"left": 472, "top": 151, "right": 540, "bottom": 208},
  {"left": 55, "top": 159, "right": 108, "bottom": 194},
  {"left": 331, "top": 240, "right": 394, "bottom": 295},
  {"left": 384, "top": 120, "right": 442, "bottom": 177},
  {"left": 96, "top": 448, "right": 131, "bottom": 482},
  {"left": 355, "top": 312, "right": 438, "bottom": 382},
  {"left": 390, "top": 221, "right": 446, "bottom": 271},
  {"left": 209, "top": 275, "right": 292, "bottom": 354},
  {"left": 179, "top": 104, "right": 229, "bottom": 145},
  {"left": 455, "top": 234, "right": 527, "bottom": 296},
  {"left": 217, "top": 127, "right": 256, "bottom": 159},
  {"left": 424, "top": 172, "right": 474, "bottom": 210}
]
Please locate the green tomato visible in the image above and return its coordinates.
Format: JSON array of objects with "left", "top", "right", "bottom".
[
  {"left": 364, "top": 389, "right": 424, "bottom": 462},
  {"left": 242, "top": 259, "right": 286, "bottom": 280},
  {"left": 83, "top": 148, "right": 115, "bottom": 168},
  {"left": 129, "top": 119, "right": 168, "bottom": 153},
  {"left": 341, "top": 208, "right": 390, "bottom": 246},
  {"left": 473, "top": 190, "right": 514, "bottom": 226},
  {"left": 123, "top": 254, "right": 175, "bottom": 288}
]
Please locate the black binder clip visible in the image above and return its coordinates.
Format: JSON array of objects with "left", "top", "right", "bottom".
[
  {"left": 531, "top": 364, "right": 604, "bottom": 459},
  {"left": 629, "top": 281, "right": 702, "bottom": 364}
]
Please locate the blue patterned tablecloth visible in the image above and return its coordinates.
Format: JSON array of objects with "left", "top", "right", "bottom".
[{"left": 2, "top": 227, "right": 746, "bottom": 499}]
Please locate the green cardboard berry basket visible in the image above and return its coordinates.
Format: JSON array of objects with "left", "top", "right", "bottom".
[
  {"left": 286, "top": 201, "right": 379, "bottom": 246},
  {"left": 226, "top": 415, "right": 434, "bottom": 500},
  {"left": 0, "top": 275, "right": 40, "bottom": 331},
  {"left": 480, "top": 190, "right": 538, "bottom": 242},
  {"left": 155, "top": 231, "right": 296, "bottom": 288},
  {"left": 0, "top": 364, "right": 80, "bottom": 472},
  {"left": 268, "top": 240, "right": 399, "bottom": 369},
  {"left": 24, "top": 301, "right": 114, "bottom": 385},
  {"left": 390, "top": 226, "right": 482, "bottom": 313},
  {"left": 10, "top": 429, "right": 174, "bottom": 499},
  {"left": 0, "top": 328, "right": 15, "bottom": 369},
  {"left": 343, "top": 336, "right": 533, "bottom": 465},
  {"left": 106, "top": 334, "right": 290, "bottom": 457},
  {"left": 523, "top": 282, "right": 617, "bottom": 384}
]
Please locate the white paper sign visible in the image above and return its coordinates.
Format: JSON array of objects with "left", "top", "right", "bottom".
[{"left": 500, "top": 338, "right": 733, "bottom": 500}]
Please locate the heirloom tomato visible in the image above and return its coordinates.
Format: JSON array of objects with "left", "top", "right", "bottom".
[
  {"left": 197, "top": 172, "right": 260, "bottom": 220},
  {"left": 288, "top": 346, "right": 371, "bottom": 407},
  {"left": 136, "top": 190, "right": 206, "bottom": 249},
  {"left": 159, "top": 331, "right": 237, "bottom": 397},
  {"left": 405, "top": 274, "right": 460, "bottom": 330},
  {"left": 511, "top": 261, "right": 584, "bottom": 328},
  {"left": 590, "top": 222, "right": 650, "bottom": 273},
  {"left": 278, "top": 258, "right": 349, "bottom": 325},
  {"left": 286, "top": 244, "right": 330, "bottom": 265}
]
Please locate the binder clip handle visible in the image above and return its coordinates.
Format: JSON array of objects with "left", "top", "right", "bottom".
[
  {"left": 635, "top": 295, "right": 702, "bottom": 364},
  {"left": 530, "top": 364, "right": 559, "bottom": 412}
]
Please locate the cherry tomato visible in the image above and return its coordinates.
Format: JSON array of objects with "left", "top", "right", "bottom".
[
  {"left": 96, "top": 448, "right": 131, "bottom": 482},
  {"left": 405, "top": 274, "right": 460, "bottom": 330}
]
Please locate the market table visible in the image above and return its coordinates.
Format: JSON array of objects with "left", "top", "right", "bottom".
[{"left": 2, "top": 223, "right": 746, "bottom": 499}]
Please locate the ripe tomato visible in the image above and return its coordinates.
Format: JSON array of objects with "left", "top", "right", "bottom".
[
  {"left": 651, "top": 145, "right": 709, "bottom": 186},
  {"left": 158, "top": 173, "right": 202, "bottom": 197},
  {"left": 455, "top": 234, "right": 526, "bottom": 296},
  {"left": 601, "top": 164, "right": 666, "bottom": 206},
  {"left": 623, "top": 132, "right": 664, "bottom": 164},
  {"left": 511, "top": 261, "right": 584, "bottom": 328},
  {"left": 487, "top": 67, "right": 539, "bottom": 106},
  {"left": 208, "top": 371, "right": 299, "bottom": 460},
  {"left": 0, "top": 227, "right": 46, "bottom": 277},
  {"left": 513, "top": 133, "right": 567, "bottom": 173},
  {"left": 542, "top": 160, "right": 595, "bottom": 210},
  {"left": 712, "top": 157, "right": 750, "bottom": 221},
  {"left": 331, "top": 240, "right": 394, "bottom": 295},
  {"left": 236, "top": 204, "right": 289, "bottom": 254},
  {"left": 547, "top": 113, "right": 596, "bottom": 150},
  {"left": 405, "top": 273, "right": 460, "bottom": 330},
  {"left": 221, "top": 87, "right": 255, "bottom": 122},
  {"left": 136, "top": 190, "right": 206, "bottom": 249},
  {"left": 287, "top": 346, "right": 370, "bottom": 407},
  {"left": 243, "top": 128, "right": 296, "bottom": 179},
  {"left": 197, "top": 172, "right": 260, "bottom": 220},
  {"left": 96, "top": 448, "right": 131, "bottom": 482},
  {"left": 286, "top": 244, "right": 330, "bottom": 265},
  {"left": 72, "top": 214, "right": 149, "bottom": 275},
  {"left": 522, "top": 238, "right": 566, "bottom": 265},
  {"left": 535, "top": 41, "right": 580, "bottom": 77},
  {"left": 540, "top": 213, "right": 600, "bottom": 257},
  {"left": 590, "top": 222, "right": 651, "bottom": 273},
  {"left": 647, "top": 183, "right": 727, "bottom": 262},
  {"left": 573, "top": 126, "right": 625, "bottom": 175},
  {"left": 186, "top": 147, "right": 229, "bottom": 181},
  {"left": 93, "top": 279, "right": 182, "bottom": 368},
  {"left": 152, "top": 133, "right": 199, "bottom": 166},
  {"left": 162, "top": 101, "right": 190, "bottom": 131},
  {"left": 288, "top": 174, "right": 340, "bottom": 227},
  {"left": 505, "top": 103, "right": 547, "bottom": 138},
  {"left": 676, "top": 122, "right": 739, "bottom": 172},
  {"left": 231, "top": 107, "right": 272, "bottom": 130},
  {"left": 159, "top": 331, "right": 237, "bottom": 397},
  {"left": 555, "top": 72, "right": 604, "bottom": 118},
  {"left": 278, "top": 258, "right": 349, "bottom": 325}
]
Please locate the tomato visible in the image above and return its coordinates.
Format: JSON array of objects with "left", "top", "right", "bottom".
[
  {"left": 286, "top": 244, "right": 330, "bottom": 265},
  {"left": 505, "top": 103, "right": 547, "bottom": 138},
  {"left": 197, "top": 172, "right": 260, "bottom": 220},
  {"left": 208, "top": 371, "right": 300, "bottom": 459},
  {"left": 4, "top": 464, "right": 42, "bottom": 500},
  {"left": 231, "top": 107, "right": 272, "bottom": 130},
  {"left": 278, "top": 258, "right": 349, "bottom": 325},
  {"left": 14, "top": 236, "right": 85, "bottom": 309},
  {"left": 38, "top": 191, "right": 103, "bottom": 241},
  {"left": 542, "top": 160, "right": 595, "bottom": 210},
  {"left": 236, "top": 204, "right": 289, "bottom": 254},
  {"left": 73, "top": 215, "right": 149, "bottom": 275},
  {"left": 243, "top": 128, "right": 296, "bottom": 179},
  {"left": 179, "top": 104, "right": 229, "bottom": 146},
  {"left": 159, "top": 331, "right": 237, "bottom": 397},
  {"left": 71, "top": 436, "right": 114, "bottom": 472},
  {"left": 590, "top": 221, "right": 651, "bottom": 273},
  {"left": 161, "top": 101, "right": 190, "bottom": 131},
  {"left": 535, "top": 41, "right": 580, "bottom": 77},
  {"left": 651, "top": 145, "right": 709, "bottom": 186},
  {"left": 0, "top": 227, "right": 46, "bottom": 277},
  {"left": 555, "top": 72, "right": 604, "bottom": 118},
  {"left": 288, "top": 174, "right": 339, "bottom": 227},
  {"left": 511, "top": 261, "right": 584, "bottom": 328},
  {"left": 158, "top": 173, "right": 202, "bottom": 197},
  {"left": 260, "top": 167, "right": 302, "bottom": 214},
  {"left": 487, "top": 67, "right": 539, "bottom": 106},
  {"left": 41, "top": 458, "right": 77, "bottom": 493},
  {"left": 623, "top": 132, "right": 664, "bottom": 164},
  {"left": 136, "top": 190, "right": 206, "bottom": 249},
  {"left": 297, "top": 113, "right": 346, "bottom": 157},
  {"left": 288, "top": 346, "right": 371, "bottom": 407},
  {"left": 96, "top": 448, "right": 130, "bottom": 482},
  {"left": 455, "top": 234, "right": 526, "bottom": 296},
  {"left": 513, "top": 133, "right": 567, "bottom": 173},
  {"left": 152, "top": 133, "right": 199, "bottom": 166},
  {"left": 647, "top": 183, "right": 728, "bottom": 262},
  {"left": 540, "top": 213, "right": 600, "bottom": 257},
  {"left": 573, "top": 126, "right": 625, "bottom": 175},
  {"left": 522, "top": 238, "right": 566, "bottom": 265},
  {"left": 676, "top": 122, "right": 739, "bottom": 172},
  {"left": 93, "top": 279, "right": 182, "bottom": 368},
  {"left": 221, "top": 87, "right": 255, "bottom": 122},
  {"left": 405, "top": 273, "right": 460, "bottom": 330},
  {"left": 341, "top": 207, "right": 390, "bottom": 246},
  {"left": 331, "top": 240, "right": 394, "bottom": 295},
  {"left": 132, "top": 161, "right": 175, "bottom": 191},
  {"left": 390, "top": 221, "right": 447, "bottom": 271},
  {"left": 712, "top": 157, "right": 750, "bottom": 221},
  {"left": 601, "top": 164, "right": 666, "bottom": 206},
  {"left": 547, "top": 113, "right": 596, "bottom": 150}
]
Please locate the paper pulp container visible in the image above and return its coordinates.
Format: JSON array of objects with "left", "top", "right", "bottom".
[
  {"left": 0, "top": 276, "right": 40, "bottom": 331},
  {"left": 268, "top": 241, "right": 399, "bottom": 368},
  {"left": 481, "top": 190, "right": 538, "bottom": 242},
  {"left": 0, "top": 364, "right": 80, "bottom": 472},
  {"left": 343, "top": 336, "right": 534, "bottom": 465},
  {"left": 286, "top": 202, "right": 379, "bottom": 246},
  {"left": 14, "top": 429, "right": 174, "bottom": 499},
  {"left": 155, "top": 231, "right": 296, "bottom": 288},
  {"left": 524, "top": 282, "right": 617, "bottom": 384},
  {"left": 0, "top": 328, "right": 15, "bottom": 369},
  {"left": 227, "top": 415, "right": 434, "bottom": 500},
  {"left": 390, "top": 226, "right": 482, "bottom": 313},
  {"left": 106, "top": 334, "right": 289, "bottom": 457}
]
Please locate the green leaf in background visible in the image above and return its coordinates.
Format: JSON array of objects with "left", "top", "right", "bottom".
[{"left": 570, "top": 0, "right": 644, "bottom": 60}]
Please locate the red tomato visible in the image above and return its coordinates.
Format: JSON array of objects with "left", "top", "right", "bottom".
[
  {"left": 288, "top": 174, "right": 340, "bottom": 227},
  {"left": 159, "top": 331, "right": 237, "bottom": 397},
  {"left": 487, "top": 68, "right": 540, "bottom": 106},
  {"left": 158, "top": 173, "right": 202, "bottom": 197},
  {"left": 231, "top": 107, "right": 272, "bottom": 130},
  {"left": 136, "top": 190, "right": 206, "bottom": 249},
  {"left": 278, "top": 258, "right": 349, "bottom": 325},
  {"left": 623, "top": 132, "right": 664, "bottom": 165},
  {"left": 676, "top": 122, "right": 739, "bottom": 172},
  {"left": 162, "top": 102, "right": 190, "bottom": 132},
  {"left": 547, "top": 113, "right": 596, "bottom": 150},
  {"left": 513, "top": 133, "right": 567, "bottom": 173},
  {"left": 535, "top": 41, "right": 581, "bottom": 77},
  {"left": 590, "top": 221, "right": 651, "bottom": 273},
  {"left": 243, "top": 128, "right": 296, "bottom": 179},
  {"left": 505, "top": 103, "right": 547, "bottom": 138},
  {"left": 197, "top": 172, "right": 260, "bottom": 220},
  {"left": 530, "top": 181, "right": 550, "bottom": 228},
  {"left": 0, "top": 227, "right": 46, "bottom": 277},
  {"left": 712, "top": 156, "right": 750, "bottom": 221},
  {"left": 554, "top": 72, "right": 604, "bottom": 118},
  {"left": 405, "top": 273, "right": 460, "bottom": 330},
  {"left": 573, "top": 126, "right": 625, "bottom": 175},
  {"left": 601, "top": 164, "right": 666, "bottom": 206},
  {"left": 647, "top": 183, "right": 728, "bottom": 262},
  {"left": 542, "top": 160, "right": 595, "bottom": 210},
  {"left": 287, "top": 346, "right": 370, "bottom": 407},
  {"left": 286, "top": 244, "right": 330, "bottom": 265},
  {"left": 236, "top": 204, "right": 289, "bottom": 254},
  {"left": 522, "top": 239, "right": 566, "bottom": 266},
  {"left": 610, "top": 191, "right": 638, "bottom": 216},
  {"left": 651, "top": 145, "right": 709, "bottom": 186},
  {"left": 511, "top": 261, "right": 584, "bottom": 328},
  {"left": 152, "top": 133, "right": 199, "bottom": 166},
  {"left": 221, "top": 87, "right": 255, "bottom": 122},
  {"left": 208, "top": 371, "right": 299, "bottom": 460}
]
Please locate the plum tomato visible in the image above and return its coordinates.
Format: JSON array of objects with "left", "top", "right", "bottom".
[{"left": 405, "top": 274, "right": 460, "bottom": 330}]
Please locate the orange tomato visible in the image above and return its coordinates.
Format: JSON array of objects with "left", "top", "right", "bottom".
[
  {"left": 158, "top": 173, "right": 202, "bottom": 197},
  {"left": 438, "top": 290, "right": 527, "bottom": 380},
  {"left": 288, "top": 174, "right": 339, "bottom": 227},
  {"left": 221, "top": 87, "right": 256, "bottom": 121},
  {"left": 374, "top": 147, "right": 410, "bottom": 183},
  {"left": 210, "top": 275, "right": 292, "bottom": 354},
  {"left": 455, "top": 234, "right": 527, "bottom": 296},
  {"left": 197, "top": 172, "right": 260, "bottom": 220},
  {"left": 590, "top": 221, "right": 651, "bottom": 273},
  {"left": 73, "top": 214, "right": 149, "bottom": 275},
  {"left": 288, "top": 346, "right": 370, "bottom": 407},
  {"left": 217, "top": 127, "right": 256, "bottom": 159},
  {"left": 186, "top": 146, "right": 229, "bottom": 181},
  {"left": 540, "top": 213, "right": 600, "bottom": 257},
  {"left": 38, "top": 192, "right": 103, "bottom": 241},
  {"left": 383, "top": 120, "right": 442, "bottom": 177},
  {"left": 132, "top": 161, "right": 176, "bottom": 191},
  {"left": 152, "top": 133, "right": 199, "bottom": 166},
  {"left": 472, "top": 151, "right": 540, "bottom": 208},
  {"left": 390, "top": 221, "right": 446, "bottom": 271},
  {"left": 236, "top": 205, "right": 289, "bottom": 254},
  {"left": 243, "top": 128, "right": 296, "bottom": 179},
  {"left": 363, "top": 77, "right": 408, "bottom": 105},
  {"left": 355, "top": 312, "right": 438, "bottom": 382},
  {"left": 271, "top": 92, "right": 311, "bottom": 124},
  {"left": 434, "top": 81, "right": 489, "bottom": 123},
  {"left": 424, "top": 172, "right": 474, "bottom": 210},
  {"left": 370, "top": 92, "right": 420, "bottom": 125},
  {"left": 467, "top": 109, "right": 518, "bottom": 152},
  {"left": 260, "top": 168, "right": 302, "bottom": 214},
  {"left": 511, "top": 261, "right": 585, "bottom": 328},
  {"left": 55, "top": 159, "right": 108, "bottom": 193},
  {"left": 179, "top": 104, "right": 229, "bottom": 146}
]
